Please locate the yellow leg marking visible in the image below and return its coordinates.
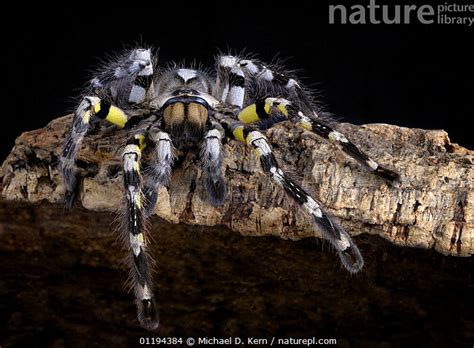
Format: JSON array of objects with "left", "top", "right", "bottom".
[
  {"left": 134, "top": 134, "right": 146, "bottom": 150},
  {"left": 263, "top": 102, "right": 271, "bottom": 115},
  {"left": 275, "top": 103, "right": 289, "bottom": 117},
  {"left": 297, "top": 120, "right": 313, "bottom": 131},
  {"left": 93, "top": 103, "right": 101, "bottom": 115},
  {"left": 265, "top": 98, "right": 289, "bottom": 117},
  {"left": 238, "top": 99, "right": 290, "bottom": 125},
  {"left": 82, "top": 110, "right": 91, "bottom": 123},
  {"left": 106, "top": 106, "right": 127, "bottom": 128},
  {"left": 328, "top": 132, "right": 338, "bottom": 142},
  {"left": 136, "top": 193, "right": 143, "bottom": 209},
  {"left": 93, "top": 102, "right": 128, "bottom": 128},
  {"left": 232, "top": 126, "right": 245, "bottom": 143},
  {"left": 133, "top": 160, "right": 140, "bottom": 173},
  {"left": 238, "top": 104, "right": 259, "bottom": 124}
]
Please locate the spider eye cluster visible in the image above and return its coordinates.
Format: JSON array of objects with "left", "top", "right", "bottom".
[{"left": 158, "top": 68, "right": 212, "bottom": 96}]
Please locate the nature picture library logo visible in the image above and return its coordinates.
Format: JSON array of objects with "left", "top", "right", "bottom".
[{"left": 329, "top": 1, "right": 474, "bottom": 26}]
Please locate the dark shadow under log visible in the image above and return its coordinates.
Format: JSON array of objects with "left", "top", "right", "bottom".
[{"left": 0, "top": 201, "right": 473, "bottom": 347}]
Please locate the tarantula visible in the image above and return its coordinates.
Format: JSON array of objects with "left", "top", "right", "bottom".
[{"left": 60, "top": 47, "right": 399, "bottom": 330}]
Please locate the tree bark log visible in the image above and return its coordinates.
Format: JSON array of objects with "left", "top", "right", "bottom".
[{"left": 1, "top": 115, "right": 472, "bottom": 256}]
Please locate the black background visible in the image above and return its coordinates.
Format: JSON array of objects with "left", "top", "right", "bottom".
[
  {"left": 1, "top": 4, "right": 473, "bottom": 346},
  {"left": 1, "top": 3, "right": 472, "bottom": 163}
]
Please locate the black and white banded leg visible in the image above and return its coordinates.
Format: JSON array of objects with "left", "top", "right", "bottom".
[
  {"left": 239, "top": 97, "right": 399, "bottom": 182},
  {"left": 215, "top": 55, "right": 246, "bottom": 109},
  {"left": 91, "top": 48, "right": 155, "bottom": 105},
  {"left": 238, "top": 57, "right": 315, "bottom": 113},
  {"left": 122, "top": 137, "right": 159, "bottom": 330},
  {"left": 301, "top": 116, "right": 399, "bottom": 182},
  {"left": 60, "top": 96, "right": 130, "bottom": 207},
  {"left": 142, "top": 129, "right": 175, "bottom": 217},
  {"left": 239, "top": 58, "right": 300, "bottom": 90},
  {"left": 215, "top": 55, "right": 235, "bottom": 102},
  {"left": 222, "top": 119, "right": 364, "bottom": 273},
  {"left": 200, "top": 121, "right": 226, "bottom": 206}
]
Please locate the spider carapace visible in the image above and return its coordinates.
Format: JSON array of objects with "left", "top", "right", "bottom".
[{"left": 60, "top": 47, "right": 399, "bottom": 330}]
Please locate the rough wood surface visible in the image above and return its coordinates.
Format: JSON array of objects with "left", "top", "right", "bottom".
[{"left": 1, "top": 115, "right": 472, "bottom": 256}]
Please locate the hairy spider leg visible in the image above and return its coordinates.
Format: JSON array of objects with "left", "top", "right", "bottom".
[
  {"left": 238, "top": 97, "right": 399, "bottom": 182},
  {"left": 142, "top": 129, "right": 175, "bottom": 217},
  {"left": 60, "top": 96, "right": 130, "bottom": 207},
  {"left": 215, "top": 55, "right": 235, "bottom": 103},
  {"left": 91, "top": 48, "right": 156, "bottom": 105},
  {"left": 215, "top": 55, "right": 247, "bottom": 109},
  {"left": 220, "top": 117, "right": 364, "bottom": 273},
  {"left": 200, "top": 121, "right": 226, "bottom": 206},
  {"left": 233, "top": 56, "right": 399, "bottom": 182},
  {"left": 62, "top": 48, "right": 157, "bottom": 208},
  {"left": 237, "top": 57, "right": 316, "bottom": 114},
  {"left": 122, "top": 135, "right": 159, "bottom": 330}
]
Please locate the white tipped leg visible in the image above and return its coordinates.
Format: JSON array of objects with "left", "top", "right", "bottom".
[
  {"left": 60, "top": 97, "right": 100, "bottom": 207},
  {"left": 244, "top": 130, "right": 364, "bottom": 273},
  {"left": 122, "top": 141, "right": 159, "bottom": 330},
  {"left": 143, "top": 131, "right": 175, "bottom": 217},
  {"left": 200, "top": 124, "right": 226, "bottom": 206}
]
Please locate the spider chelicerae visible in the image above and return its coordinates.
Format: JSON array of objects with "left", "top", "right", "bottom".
[{"left": 60, "top": 46, "right": 399, "bottom": 330}]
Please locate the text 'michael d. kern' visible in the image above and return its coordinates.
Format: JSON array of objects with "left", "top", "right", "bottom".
[{"left": 198, "top": 337, "right": 337, "bottom": 345}]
